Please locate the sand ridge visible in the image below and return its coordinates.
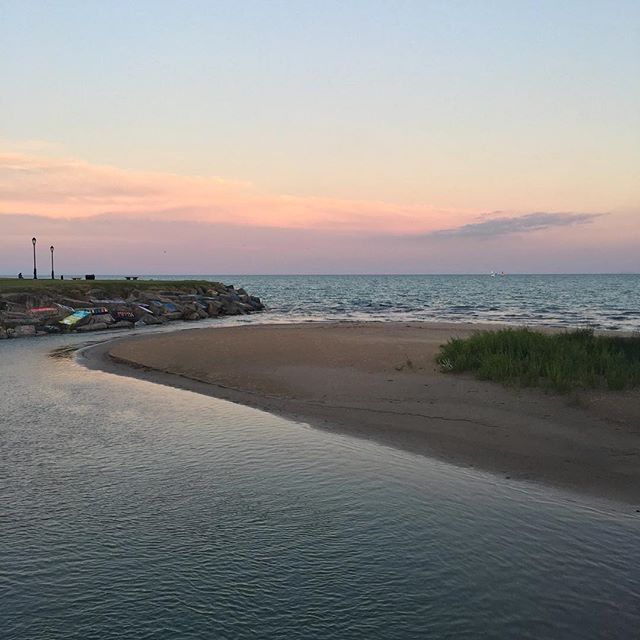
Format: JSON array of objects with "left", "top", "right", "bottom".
[{"left": 84, "top": 322, "right": 640, "bottom": 504}]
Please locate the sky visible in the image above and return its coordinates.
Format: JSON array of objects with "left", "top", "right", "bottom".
[{"left": 1, "top": 0, "right": 638, "bottom": 274}]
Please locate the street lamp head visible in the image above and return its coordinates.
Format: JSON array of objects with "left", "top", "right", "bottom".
[
  {"left": 50, "top": 245, "right": 54, "bottom": 252},
  {"left": 32, "top": 237, "right": 36, "bottom": 246}
]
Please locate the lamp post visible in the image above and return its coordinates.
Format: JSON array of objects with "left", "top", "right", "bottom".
[
  {"left": 50, "top": 245, "right": 55, "bottom": 280},
  {"left": 32, "top": 237, "right": 37, "bottom": 280}
]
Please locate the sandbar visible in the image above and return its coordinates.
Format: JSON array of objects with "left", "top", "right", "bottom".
[{"left": 82, "top": 322, "right": 640, "bottom": 504}]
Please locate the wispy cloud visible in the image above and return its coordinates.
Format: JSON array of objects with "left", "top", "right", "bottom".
[
  {"left": 425, "top": 212, "right": 605, "bottom": 238},
  {"left": 0, "top": 151, "right": 467, "bottom": 234}
]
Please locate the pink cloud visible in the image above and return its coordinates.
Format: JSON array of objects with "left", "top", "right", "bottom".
[{"left": 0, "top": 151, "right": 470, "bottom": 233}]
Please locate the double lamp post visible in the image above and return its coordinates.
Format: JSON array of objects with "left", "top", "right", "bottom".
[{"left": 31, "top": 237, "right": 55, "bottom": 280}]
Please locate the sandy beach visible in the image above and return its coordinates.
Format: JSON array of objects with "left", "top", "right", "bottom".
[{"left": 84, "top": 322, "right": 640, "bottom": 504}]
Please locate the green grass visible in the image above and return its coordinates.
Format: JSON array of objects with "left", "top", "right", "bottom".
[
  {"left": 437, "top": 328, "right": 640, "bottom": 392},
  {"left": 0, "top": 278, "right": 221, "bottom": 296}
]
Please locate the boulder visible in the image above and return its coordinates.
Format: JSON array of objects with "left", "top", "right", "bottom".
[
  {"left": 111, "top": 320, "right": 135, "bottom": 330},
  {"left": 209, "top": 283, "right": 228, "bottom": 295},
  {"left": 220, "top": 300, "right": 246, "bottom": 315},
  {"left": 13, "top": 325, "right": 37, "bottom": 337},
  {"left": 181, "top": 303, "right": 198, "bottom": 320},
  {"left": 4, "top": 316, "right": 41, "bottom": 328},
  {"left": 60, "top": 297, "right": 93, "bottom": 308},
  {"left": 87, "top": 288, "right": 108, "bottom": 299},
  {"left": 41, "top": 325, "right": 61, "bottom": 334},
  {"left": 249, "top": 296, "right": 264, "bottom": 310},
  {"left": 0, "top": 293, "right": 39, "bottom": 307},
  {"left": 207, "top": 301, "right": 223, "bottom": 317},
  {"left": 147, "top": 300, "right": 165, "bottom": 315},
  {"left": 76, "top": 322, "right": 109, "bottom": 332},
  {"left": 91, "top": 313, "right": 115, "bottom": 325}
]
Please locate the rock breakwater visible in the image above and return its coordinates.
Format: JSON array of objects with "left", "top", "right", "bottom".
[{"left": 0, "top": 281, "right": 264, "bottom": 339}]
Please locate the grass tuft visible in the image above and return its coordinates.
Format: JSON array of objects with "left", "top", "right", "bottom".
[{"left": 436, "top": 328, "right": 640, "bottom": 392}]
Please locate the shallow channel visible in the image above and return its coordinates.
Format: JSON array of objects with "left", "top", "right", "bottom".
[{"left": 2, "top": 330, "right": 639, "bottom": 639}]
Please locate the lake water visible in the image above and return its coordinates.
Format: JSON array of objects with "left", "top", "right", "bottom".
[
  {"left": 100, "top": 273, "right": 640, "bottom": 331},
  {"left": 2, "top": 329, "right": 639, "bottom": 639}
]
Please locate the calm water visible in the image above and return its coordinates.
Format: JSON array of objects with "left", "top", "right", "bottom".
[
  {"left": 104, "top": 274, "right": 640, "bottom": 331},
  {"left": 2, "top": 331, "right": 639, "bottom": 639}
]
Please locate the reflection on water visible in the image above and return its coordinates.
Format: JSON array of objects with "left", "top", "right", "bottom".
[{"left": 1, "top": 333, "right": 639, "bottom": 639}]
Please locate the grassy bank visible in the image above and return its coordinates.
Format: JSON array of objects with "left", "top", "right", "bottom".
[
  {"left": 0, "top": 278, "right": 219, "bottom": 296},
  {"left": 437, "top": 328, "right": 640, "bottom": 392}
]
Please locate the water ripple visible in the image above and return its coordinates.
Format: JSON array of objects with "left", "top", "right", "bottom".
[
  {"left": 184, "top": 274, "right": 640, "bottom": 332},
  {"left": 1, "top": 334, "right": 639, "bottom": 639}
]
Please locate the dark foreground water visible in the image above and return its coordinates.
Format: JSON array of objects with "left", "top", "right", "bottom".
[
  {"left": 1, "top": 331, "right": 639, "bottom": 639},
  {"left": 104, "top": 273, "right": 640, "bottom": 331}
]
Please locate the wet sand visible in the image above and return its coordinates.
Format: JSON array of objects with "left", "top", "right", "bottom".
[{"left": 82, "top": 322, "right": 640, "bottom": 504}]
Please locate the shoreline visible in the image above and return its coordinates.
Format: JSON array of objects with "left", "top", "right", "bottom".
[{"left": 80, "top": 321, "right": 640, "bottom": 505}]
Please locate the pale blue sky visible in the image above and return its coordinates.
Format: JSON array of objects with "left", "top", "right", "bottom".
[{"left": 2, "top": 0, "right": 638, "bottom": 208}]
